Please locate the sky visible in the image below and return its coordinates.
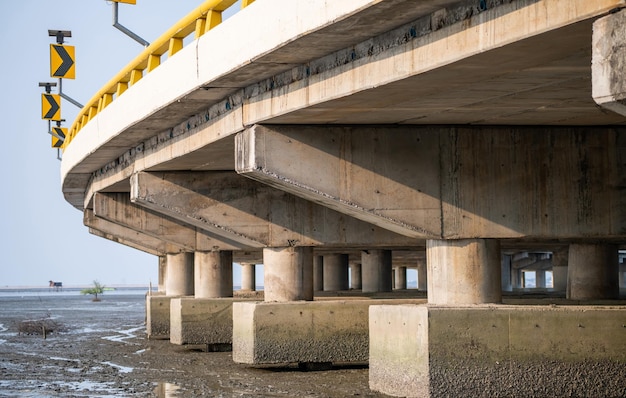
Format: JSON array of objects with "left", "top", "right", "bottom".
[{"left": 0, "top": 0, "right": 256, "bottom": 287}]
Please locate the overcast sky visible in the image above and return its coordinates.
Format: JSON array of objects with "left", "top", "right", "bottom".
[{"left": 0, "top": 0, "right": 255, "bottom": 287}]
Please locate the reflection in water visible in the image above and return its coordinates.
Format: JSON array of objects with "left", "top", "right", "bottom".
[{"left": 155, "top": 382, "right": 181, "bottom": 397}]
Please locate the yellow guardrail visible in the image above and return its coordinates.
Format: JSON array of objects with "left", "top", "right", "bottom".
[{"left": 64, "top": 0, "right": 255, "bottom": 148}]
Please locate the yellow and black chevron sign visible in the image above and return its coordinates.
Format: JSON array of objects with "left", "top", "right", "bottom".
[
  {"left": 51, "top": 126, "right": 66, "bottom": 148},
  {"left": 41, "top": 93, "right": 61, "bottom": 120},
  {"left": 50, "top": 44, "right": 75, "bottom": 79},
  {"left": 112, "top": 0, "right": 136, "bottom": 3}
]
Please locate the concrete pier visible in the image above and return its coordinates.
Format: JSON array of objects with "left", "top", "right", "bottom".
[
  {"left": 313, "top": 256, "right": 324, "bottom": 292},
  {"left": 240, "top": 263, "right": 256, "bottom": 291},
  {"left": 361, "top": 250, "right": 392, "bottom": 293},
  {"left": 567, "top": 244, "right": 619, "bottom": 300},
  {"left": 264, "top": 246, "right": 313, "bottom": 302},
  {"left": 417, "top": 259, "right": 427, "bottom": 292},
  {"left": 427, "top": 239, "right": 501, "bottom": 305},
  {"left": 394, "top": 266, "right": 407, "bottom": 290},
  {"left": 552, "top": 248, "right": 568, "bottom": 293},
  {"left": 146, "top": 252, "right": 194, "bottom": 339},
  {"left": 323, "top": 254, "right": 349, "bottom": 292},
  {"left": 194, "top": 250, "right": 233, "bottom": 298},
  {"left": 165, "top": 252, "right": 194, "bottom": 297},
  {"left": 233, "top": 298, "right": 426, "bottom": 366},
  {"left": 370, "top": 305, "right": 626, "bottom": 397},
  {"left": 350, "top": 262, "right": 362, "bottom": 290}
]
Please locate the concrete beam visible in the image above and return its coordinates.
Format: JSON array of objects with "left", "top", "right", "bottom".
[
  {"left": 236, "top": 125, "right": 626, "bottom": 240},
  {"left": 93, "top": 192, "right": 243, "bottom": 252},
  {"left": 88, "top": 228, "right": 161, "bottom": 257},
  {"left": 593, "top": 9, "right": 626, "bottom": 116},
  {"left": 130, "top": 171, "right": 418, "bottom": 248},
  {"left": 84, "top": 209, "right": 183, "bottom": 255}
]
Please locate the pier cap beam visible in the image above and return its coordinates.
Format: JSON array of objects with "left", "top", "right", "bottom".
[
  {"left": 236, "top": 125, "right": 626, "bottom": 240},
  {"left": 130, "top": 171, "right": 416, "bottom": 248}
]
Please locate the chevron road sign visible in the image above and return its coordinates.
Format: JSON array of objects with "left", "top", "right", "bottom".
[
  {"left": 112, "top": 0, "right": 137, "bottom": 3},
  {"left": 51, "top": 127, "right": 66, "bottom": 148},
  {"left": 50, "top": 44, "right": 75, "bottom": 79},
  {"left": 41, "top": 93, "right": 61, "bottom": 120}
]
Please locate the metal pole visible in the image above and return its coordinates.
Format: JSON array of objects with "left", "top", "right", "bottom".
[
  {"left": 57, "top": 78, "right": 84, "bottom": 109},
  {"left": 113, "top": 2, "right": 150, "bottom": 47}
]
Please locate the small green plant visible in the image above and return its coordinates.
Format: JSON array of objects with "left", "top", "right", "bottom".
[{"left": 81, "top": 280, "right": 105, "bottom": 301}]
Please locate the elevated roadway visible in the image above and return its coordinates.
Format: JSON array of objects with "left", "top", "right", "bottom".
[{"left": 58, "top": 1, "right": 626, "bottom": 397}]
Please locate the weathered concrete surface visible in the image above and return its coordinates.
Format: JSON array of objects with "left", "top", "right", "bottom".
[
  {"left": 263, "top": 247, "right": 313, "bottom": 302},
  {"left": 237, "top": 125, "right": 626, "bottom": 240},
  {"left": 62, "top": 0, "right": 626, "bottom": 211},
  {"left": 194, "top": 250, "right": 233, "bottom": 299},
  {"left": 593, "top": 8, "right": 626, "bottom": 116},
  {"left": 165, "top": 252, "right": 194, "bottom": 297},
  {"left": 84, "top": 209, "right": 184, "bottom": 255},
  {"left": 130, "top": 171, "right": 417, "bottom": 248},
  {"left": 170, "top": 297, "right": 250, "bottom": 346},
  {"left": 361, "top": 250, "right": 392, "bottom": 293},
  {"left": 369, "top": 304, "right": 626, "bottom": 397},
  {"left": 232, "top": 299, "right": 425, "bottom": 365},
  {"left": 146, "top": 294, "right": 176, "bottom": 340},
  {"left": 427, "top": 239, "right": 501, "bottom": 304},
  {"left": 93, "top": 192, "right": 244, "bottom": 251},
  {"left": 567, "top": 243, "right": 619, "bottom": 300}
]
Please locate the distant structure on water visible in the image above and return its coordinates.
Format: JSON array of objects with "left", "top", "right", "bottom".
[{"left": 48, "top": 281, "right": 62, "bottom": 291}]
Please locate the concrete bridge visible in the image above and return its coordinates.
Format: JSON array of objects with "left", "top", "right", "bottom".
[{"left": 60, "top": 0, "right": 626, "bottom": 396}]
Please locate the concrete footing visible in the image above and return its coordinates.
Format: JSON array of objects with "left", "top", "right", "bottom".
[
  {"left": 369, "top": 304, "right": 626, "bottom": 397},
  {"left": 232, "top": 299, "right": 425, "bottom": 365},
  {"left": 170, "top": 297, "right": 241, "bottom": 347},
  {"left": 146, "top": 294, "right": 176, "bottom": 339}
]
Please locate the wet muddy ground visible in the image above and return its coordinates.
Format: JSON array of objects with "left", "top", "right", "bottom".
[{"left": 0, "top": 293, "right": 388, "bottom": 397}]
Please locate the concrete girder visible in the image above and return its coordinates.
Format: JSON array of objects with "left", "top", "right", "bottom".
[
  {"left": 92, "top": 192, "right": 244, "bottom": 252},
  {"left": 236, "top": 124, "right": 626, "bottom": 240},
  {"left": 593, "top": 9, "right": 626, "bottom": 117},
  {"left": 84, "top": 209, "right": 181, "bottom": 255},
  {"left": 130, "top": 170, "right": 419, "bottom": 248},
  {"left": 88, "top": 228, "right": 161, "bottom": 257}
]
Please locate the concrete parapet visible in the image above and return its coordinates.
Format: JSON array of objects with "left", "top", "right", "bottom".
[
  {"left": 232, "top": 299, "right": 425, "bottom": 366},
  {"left": 170, "top": 297, "right": 254, "bottom": 347},
  {"left": 369, "top": 304, "right": 626, "bottom": 397},
  {"left": 146, "top": 294, "right": 177, "bottom": 340}
]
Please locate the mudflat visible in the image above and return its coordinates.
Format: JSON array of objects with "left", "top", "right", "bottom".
[{"left": 0, "top": 292, "right": 387, "bottom": 397}]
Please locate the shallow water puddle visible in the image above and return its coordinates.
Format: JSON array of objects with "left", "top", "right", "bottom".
[
  {"left": 102, "top": 361, "right": 134, "bottom": 373},
  {"left": 101, "top": 325, "right": 143, "bottom": 343},
  {"left": 154, "top": 382, "right": 182, "bottom": 397}
]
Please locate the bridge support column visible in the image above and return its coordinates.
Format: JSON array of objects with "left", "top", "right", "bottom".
[
  {"left": 194, "top": 250, "right": 233, "bottom": 299},
  {"left": 362, "top": 250, "right": 392, "bottom": 293},
  {"left": 165, "top": 252, "right": 195, "bottom": 296},
  {"left": 313, "top": 255, "right": 324, "bottom": 292},
  {"left": 551, "top": 248, "right": 568, "bottom": 293},
  {"left": 240, "top": 263, "right": 256, "bottom": 291},
  {"left": 567, "top": 243, "right": 619, "bottom": 300},
  {"left": 157, "top": 255, "right": 166, "bottom": 293},
  {"left": 170, "top": 250, "right": 237, "bottom": 348},
  {"left": 427, "top": 239, "right": 502, "bottom": 304},
  {"left": 350, "top": 262, "right": 362, "bottom": 290},
  {"left": 147, "top": 252, "right": 194, "bottom": 339},
  {"left": 323, "top": 254, "right": 349, "bottom": 292},
  {"left": 264, "top": 246, "right": 314, "bottom": 302},
  {"left": 394, "top": 266, "right": 407, "bottom": 290},
  {"left": 536, "top": 269, "right": 547, "bottom": 289},
  {"left": 501, "top": 254, "right": 512, "bottom": 292},
  {"left": 417, "top": 259, "right": 427, "bottom": 292}
]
